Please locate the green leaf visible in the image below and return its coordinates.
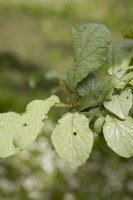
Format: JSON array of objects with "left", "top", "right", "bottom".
[
  {"left": 104, "top": 89, "right": 132, "bottom": 119},
  {"left": 129, "top": 79, "right": 133, "bottom": 86},
  {"left": 115, "top": 71, "right": 133, "bottom": 89},
  {"left": 115, "top": 66, "right": 133, "bottom": 79},
  {"left": 103, "top": 115, "right": 133, "bottom": 158},
  {"left": 94, "top": 117, "right": 105, "bottom": 135},
  {"left": 77, "top": 74, "right": 101, "bottom": 97},
  {"left": 67, "top": 23, "right": 111, "bottom": 88},
  {"left": 77, "top": 74, "right": 101, "bottom": 109},
  {"left": 108, "top": 41, "right": 133, "bottom": 76},
  {"left": 121, "top": 71, "right": 133, "bottom": 82},
  {"left": 77, "top": 73, "right": 114, "bottom": 110},
  {"left": 82, "top": 107, "right": 101, "bottom": 119},
  {"left": 130, "top": 105, "right": 133, "bottom": 117},
  {"left": 51, "top": 112, "right": 93, "bottom": 166},
  {"left": 0, "top": 95, "right": 59, "bottom": 158},
  {"left": 121, "top": 25, "right": 133, "bottom": 39}
]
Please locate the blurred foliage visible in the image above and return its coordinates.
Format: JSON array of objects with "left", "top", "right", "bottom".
[{"left": 0, "top": 0, "right": 133, "bottom": 199}]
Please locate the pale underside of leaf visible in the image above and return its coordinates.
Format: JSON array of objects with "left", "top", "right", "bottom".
[
  {"left": 114, "top": 71, "right": 133, "bottom": 89},
  {"left": 104, "top": 89, "right": 132, "bottom": 119},
  {"left": 0, "top": 95, "right": 59, "bottom": 158},
  {"left": 103, "top": 115, "right": 133, "bottom": 158},
  {"left": 121, "top": 71, "right": 133, "bottom": 83},
  {"left": 51, "top": 112, "right": 93, "bottom": 166},
  {"left": 114, "top": 66, "right": 133, "bottom": 79},
  {"left": 67, "top": 23, "right": 111, "bottom": 88}
]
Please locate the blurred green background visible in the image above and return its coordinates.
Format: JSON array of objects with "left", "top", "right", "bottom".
[{"left": 0, "top": 0, "right": 133, "bottom": 200}]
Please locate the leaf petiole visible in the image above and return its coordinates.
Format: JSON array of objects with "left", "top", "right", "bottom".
[{"left": 54, "top": 103, "right": 73, "bottom": 108}]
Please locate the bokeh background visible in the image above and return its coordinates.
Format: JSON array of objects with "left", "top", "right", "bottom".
[{"left": 0, "top": 0, "right": 133, "bottom": 200}]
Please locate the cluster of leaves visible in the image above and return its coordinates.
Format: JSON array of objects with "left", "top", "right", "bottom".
[{"left": 0, "top": 23, "right": 133, "bottom": 166}]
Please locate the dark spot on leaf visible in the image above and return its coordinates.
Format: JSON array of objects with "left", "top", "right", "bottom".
[
  {"left": 73, "top": 132, "right": 77, "bottom": 136},
  {"left": 23, "top": 123, "right": 27, "bottom": 127},
  {"left": 20, "top": 113, "right": 23, "bottom": 116},
  {"left": 42, "top": 119, "right": 45, "bottom": 122},
  {"left": 126, "top": 96, "right": 129, "bottom": 99}
]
